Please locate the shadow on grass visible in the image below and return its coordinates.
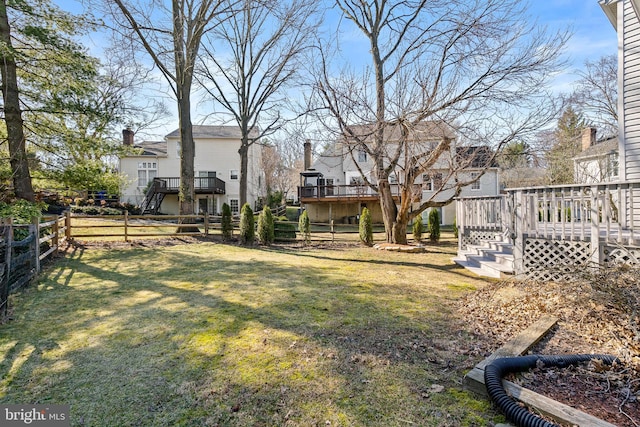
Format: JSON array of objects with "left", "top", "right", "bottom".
[{"left": 0, "top": 243, "right": 497, "bottom": 426}]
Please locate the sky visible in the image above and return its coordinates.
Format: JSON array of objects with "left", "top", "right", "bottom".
[{"left": 54, "top": 0, "right": 619, "bottom": 141}]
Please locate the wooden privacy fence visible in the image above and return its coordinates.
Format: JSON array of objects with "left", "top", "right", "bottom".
[{"left": 0, "top": 216, "right": 67, "bottom": 317}]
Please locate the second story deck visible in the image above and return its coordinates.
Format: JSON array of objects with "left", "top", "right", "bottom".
[
  {"left": 298, "top": 183, "right": 419, "bottom": 203},
  {"left": 152, "top": 177, "right": 226, "bottom": 194}
]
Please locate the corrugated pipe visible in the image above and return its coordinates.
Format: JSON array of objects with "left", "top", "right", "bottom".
[{"left": 483, "top": 354, "right": 619, "bottom": 427}]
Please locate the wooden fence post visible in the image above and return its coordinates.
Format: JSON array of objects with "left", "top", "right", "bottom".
[
  {"left": 0, "top": 220, "right": 12, "bottom": 318},
  {"left": 53, "top": 216, "right": 59, "bottom": 255},
  {"left": 124, "top": 210, "right": 129, "bottom": 242},
  {"left": 204, "top": 214, "right": 209, "bottom": 237},
  {"left": 32, "top": 217, "right": 40, "bottom": 273},
  {"left": 330, "top": 219, "right": 335, "bottom": 242},
  {"left": 65, "top": 211, "right": 71, "bottom": 241}
]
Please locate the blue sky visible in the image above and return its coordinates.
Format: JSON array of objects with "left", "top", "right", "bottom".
[{"left": 54, "top": 0, "right": 619, "bottom": 139}]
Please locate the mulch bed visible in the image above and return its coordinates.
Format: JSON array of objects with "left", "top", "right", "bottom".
[{"left": 459, "top": 265, "right": 640, "bottom": 426}]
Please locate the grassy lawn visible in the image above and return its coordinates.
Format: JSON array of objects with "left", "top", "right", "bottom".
[{"left": 0, "top": 235, "right": 503, "bottom": 426}]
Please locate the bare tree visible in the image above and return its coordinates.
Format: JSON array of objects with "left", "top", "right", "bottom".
[
  {"left": 571, "top": 54, "right": 618, "bottom": 138},
  {"left": 197, "top": 0, "right": 320, "bottom": 207},
  {"left": 105, "top": 0, "right": 229, "bottom": 221},
  {"left": 311, "top": 0, "right": 567, "bottom": 244}
]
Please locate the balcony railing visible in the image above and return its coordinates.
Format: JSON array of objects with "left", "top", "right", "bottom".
[
  {"left": 298, "top": 183, "right": 414, "bottom": 200},
  {"left": 153, "top": 177, "right": 226, "bottom": 194}
]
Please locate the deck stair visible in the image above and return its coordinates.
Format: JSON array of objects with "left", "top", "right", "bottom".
[
  {"left": 454, "top": 234, "right": 515, "bottom": 279},
  {"left": 139, "top": 180, "right": 165, "bottom": 215}
]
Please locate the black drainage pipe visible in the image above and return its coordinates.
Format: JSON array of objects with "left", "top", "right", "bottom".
[{"left": 483, "top": 354, "right": 619, "bottom": 427}]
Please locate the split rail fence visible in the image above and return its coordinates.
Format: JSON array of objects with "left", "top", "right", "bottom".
[{"left": 1, "top": 216, "right": 67, "bottom": 317}]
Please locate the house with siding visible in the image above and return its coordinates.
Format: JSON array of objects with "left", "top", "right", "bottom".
[
  {"left": 573, "top": 127, "right": 619, "bottom": 183},
  {"left": 119, "top": 126, "right": 263, "bottom": 215},
  {"left": 298, "top": 123, "right": 500, "bottom": 226},
  {"left": 601, "top": 0, "right": 639, "bottom": 181}
]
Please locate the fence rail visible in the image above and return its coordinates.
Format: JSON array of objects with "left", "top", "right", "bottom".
[{"left": 64, "top": 212, "right": 369, "bottom": 243}]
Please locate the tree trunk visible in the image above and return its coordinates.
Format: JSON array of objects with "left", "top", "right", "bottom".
[
  {"left": 239, "top": 141, "right": 249, "bottom": 208},
  {"left": 0, "top": 0, "right": 34, "bottom": 201},
  {"left": 176, "top": 83, "right": 198, "bottom": 232}
]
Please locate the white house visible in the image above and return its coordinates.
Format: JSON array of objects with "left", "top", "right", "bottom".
[
  {"left": 298, "top": 123, "right": 500, "bottom": 225},
  {"left": 119, "top": 126, "right": 264, "bottom": 215},
  {"left": 573, "top": 127, "right": 619, "bottom": 183}
]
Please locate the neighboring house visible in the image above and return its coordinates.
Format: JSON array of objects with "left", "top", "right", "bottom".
[
  {"left": 573, "top": 127, "right": 619, "bottom": 184},
  {"left": 119, "top": 126, "right": 264, "bottom": 215},
  {"left": 298, "top": 123, "right": 500, "bottom": 225}
]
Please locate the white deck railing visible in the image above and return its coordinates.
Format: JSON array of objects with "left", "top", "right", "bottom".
[{"left": 456, "top": 181, "right": 640, "bottom": 274}]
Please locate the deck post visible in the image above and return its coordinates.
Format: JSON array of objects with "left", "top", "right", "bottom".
[
  {"left": 590, "top": 185, "right": 601, "bottom": 265},
  {"left": 512, "top": 189, "right": 525, "bottom": 276},
  {"left": 456, "top": 198, "right": 465, "bottom": 252}
]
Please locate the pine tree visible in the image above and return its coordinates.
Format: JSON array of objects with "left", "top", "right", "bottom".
[
  {"left": 412, "top": 215, "right": 424, "bottom": 243},
  {"left": 546, "top": 107, "right": 588, "bottom": 184},
  {"left": 257, "top": 206, "right": 275, "bottom": 245},
  {"left": 239, "top": 203, "right": 255, "bottom": 244},
  {"left": 221, "top": 203, "right": 233, "bottom": 241},
  {"left": 298, "top": 210, "right": 310, "bottom": 244},
  {"left": 359, "top": 207, "right": 373, "bottom": 246},
  {"left": 428, "top": 209, "right": 440, "bottom": 243}
]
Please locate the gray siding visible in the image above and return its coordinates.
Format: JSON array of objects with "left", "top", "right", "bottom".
[{"left": 624, "top": 0, "right": 640, "bottom": 179}]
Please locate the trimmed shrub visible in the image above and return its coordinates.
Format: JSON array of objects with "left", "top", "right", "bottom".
[
  {"left": 257, "top": 206, "right": 275, "bottom": 245},
  {"left": 298, "top": 210, "right": 310, "bottom": 244},
  {"left": 412, "top": 215, "right": 424, "bottom": 243},
  {"left": 239, "top": 203, "right": 255, "bottom": 244},
  {"left": 359, "top": 207, "right": 373, "bottom": 246},
  {"left": 428, "top": 209, "right": 440, "bottom": 243},
  {"left": 221, "top": 203, "right": 233, "bottom": 241}
]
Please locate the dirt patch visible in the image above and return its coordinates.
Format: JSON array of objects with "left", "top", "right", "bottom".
[{"left": 459, "top": 266, "right": 640, "bottom": 426}]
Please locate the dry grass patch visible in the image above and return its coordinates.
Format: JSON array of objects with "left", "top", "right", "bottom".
[{"left": 0, "top": 237, "right": 503, "bottom": 426}]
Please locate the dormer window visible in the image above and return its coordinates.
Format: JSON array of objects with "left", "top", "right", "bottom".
[{"left": 357, "top": 149, "right": 367, "bottom": 163}]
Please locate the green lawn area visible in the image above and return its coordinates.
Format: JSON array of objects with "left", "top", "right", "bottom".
[{"left": 0, "top": 235, "right": 504, "bottom": 426}]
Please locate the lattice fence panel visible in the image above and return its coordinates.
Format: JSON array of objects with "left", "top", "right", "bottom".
[
  {"left": 603, "top": 245, "right": 640, "bottom": 265},
  {"left": 461, "top": 230, "right": 500, "bottom": 249},
  {"left": 523, "top": 238, "right": 592, "bottom": 281}
]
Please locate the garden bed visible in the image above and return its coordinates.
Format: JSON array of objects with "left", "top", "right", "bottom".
[{"left": 459, "top": 267, "right": 640, "bottom": 426}]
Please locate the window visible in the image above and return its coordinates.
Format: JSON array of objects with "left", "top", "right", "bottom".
[
  {"left": 137, "top": 161, "right": 157, "bottom": 188},
  {"left": 229, "top": 199, "right": 239, "bottom": 215},
  {"left": 422, "top": 174, "right": 432, "bottom": 191},
  {"left": 230, "top": 170, "right": 239, "bottom": 180},
  {"left": 422, "top": 173, "right": 443, "bottom": 191},
  {"left": 357, "top": 149, "right": 367, "bottom": 163},
  {"left": 471, "top": 172, "right": 480, "bottom": 190}
]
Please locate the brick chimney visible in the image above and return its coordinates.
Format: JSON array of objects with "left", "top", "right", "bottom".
[
  {"left": 304, "top": 139, "right": 312, "bottom": 170},
  {"left": 581, "top": 127, "right": 596, "bottom": 151},
  {"left": 122, "top": 127, "right": 134, "bottom": 146}
]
